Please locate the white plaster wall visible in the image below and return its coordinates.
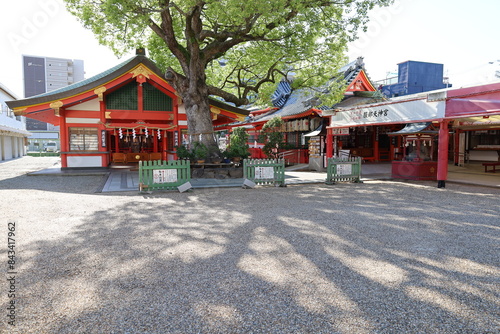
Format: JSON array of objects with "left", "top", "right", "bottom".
[
  {"left": 66, "top": 99, "right": 100, "bottom": 111},
  {"left": 12, "top": 136, "right": 18, "bottom": 158},
  {"left": 2, "top": 136, "right": 13, "bottom": 160},
  {"left": 20, "top": 137, "right": 27, "bottom": 156},
  {"left": 67, "top": 155, "right": 102, "bottom": 167}
]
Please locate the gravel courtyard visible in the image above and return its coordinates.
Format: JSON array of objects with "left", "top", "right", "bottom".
[{"left": 1, "top": 157, "right": 499, "bottom": 333}]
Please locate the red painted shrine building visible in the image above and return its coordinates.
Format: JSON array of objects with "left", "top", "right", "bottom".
[
  {"left": 223, "top": 57, "right": 378, "bottom": 169},
  {"left": 7, "top": 54, "right": 247, "bottom": 168}
]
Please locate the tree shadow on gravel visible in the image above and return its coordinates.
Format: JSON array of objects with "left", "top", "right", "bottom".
[{"left": 7, "top": 182, "right": 500, "bottom": 333}]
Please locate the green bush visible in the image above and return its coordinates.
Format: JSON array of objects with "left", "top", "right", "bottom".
[
  {"left": 260, "top": 117, "right": 284, "bottom": 159},
  {"left": 175, "top": 145, "right": 193, "bottom": 160},
  {"left": 228, "top": 127, "right": 249, "bottom": 159},
  {"left": 192, "top": 141, "right": 209, "bottom": 161}
]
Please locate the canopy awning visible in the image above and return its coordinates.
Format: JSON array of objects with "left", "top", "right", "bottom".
[
  {"left": 387, "top": 122, "right": 436, "bottom": 136},
  {"left": 304, "top": 124, "right": 324, "bottom": 137}
]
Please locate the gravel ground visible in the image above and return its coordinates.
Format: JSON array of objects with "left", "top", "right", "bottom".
[{"left": 1, "top": 156, "right": 499, "bottom": 334}]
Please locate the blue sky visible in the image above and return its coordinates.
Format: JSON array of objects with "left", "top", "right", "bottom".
[{"left": 1, "top": 0, "right": 499, "bottom": 98}]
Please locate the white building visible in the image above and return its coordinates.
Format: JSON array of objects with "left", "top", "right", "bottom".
[{"left": 0, "top": 82, "right": 30, "bottom": 161}]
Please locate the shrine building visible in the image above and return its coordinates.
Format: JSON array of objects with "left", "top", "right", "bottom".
[{"left": 7, "top": 51, "right": 248, "bottom": 168}]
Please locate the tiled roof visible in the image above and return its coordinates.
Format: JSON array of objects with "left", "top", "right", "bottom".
[
  {"left": 259, "top": 89, "right": 318, "bottom": 122},
  {"left": 7, "top": 56, "right": 163, "bottom": 109},
  {"left": 256, "top": 57, "right": 373, "bottom": 122},
  {"left": 7, "top": 56, "right": 250, "bottom": 116},
  {"left": 335, "top": 95, "right": 383, "bottom": 108},
  {"left": 33, "top": 57, "right": 139, "bottom": 99},
  {"left": 271, "top": 81, "right": 292, "bottom": 108}
]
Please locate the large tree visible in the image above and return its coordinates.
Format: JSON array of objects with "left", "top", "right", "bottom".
[{"left": 65, "top": 0, "right": 392, "bottom": 156}]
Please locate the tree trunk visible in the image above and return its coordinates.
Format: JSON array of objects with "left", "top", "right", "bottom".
[{"left": 172, "top": 74, "right": 220, "bottom": 161}]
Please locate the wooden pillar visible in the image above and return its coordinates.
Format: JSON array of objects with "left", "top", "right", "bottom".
[
  {"left": 162, "top": 130, "right": 168, "bottom": 160},
  {"left": 138, "top": 81, "right": 144, "bottom": 112},
  {"left": 326, "top": 128, "right": 333, "bottom": 158},
  {"left": 114, "top": 130, "right": 120, "bottom": 153},
  {"left": 59, "top": 111, "right": 68, "bottom": 168},
  {"left": 437, "top": 120, "right": 450, "bottom": 188},
  {"left": 153, "top": 129, "right": 158, "bottom": 152},
  {"left": 453, "top": 128, "right": 460, "bottom": 165}
]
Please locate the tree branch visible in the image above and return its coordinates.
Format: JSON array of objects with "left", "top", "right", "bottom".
[{"left": 207, "top": 85, "right": 249, "bottom": 106}]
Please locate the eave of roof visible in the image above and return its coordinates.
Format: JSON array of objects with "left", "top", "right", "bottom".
[
  {"left": 209, "top": 98, "right": 250, "bottom": 117},
  {"left": 0, "top": 82, "right": 18, "bottom": 100},
  {"left": 6, "top": 55, "right": 163, "bottom": 110}
]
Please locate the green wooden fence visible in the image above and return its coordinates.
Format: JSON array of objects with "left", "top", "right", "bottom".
[
  {"left": 325, "top": 157, "right": 363, "bottom": 184},
  {"left": 139, "top": 160, "right": 191, "bottom": 192},
  {"left": 243, "top": 159, "right": 286, "bottom": 187}
]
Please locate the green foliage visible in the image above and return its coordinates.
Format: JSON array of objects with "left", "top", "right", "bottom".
[
  {"left": 176, "top": 142, "right": 209, "bottom": 161},
  {"left": 175, "top": 145, "right": 193, "bottom": 160},
  {"left": 228, "top": 127, "right": 250, "bottom": 159},
  {"left": 64, "top": 0, "right": 393, "bottom": 106},
  {"left": 260, "top": 117, "right": 284, "bottom": 159},
  {"left": 191, "top": 141, "right": 209, "bottom": 161}
]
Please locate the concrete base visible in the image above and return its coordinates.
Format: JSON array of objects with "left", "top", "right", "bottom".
[
  {"left": 308, "top": 157, "right": 325, "bottom": 172},
  {"left": 191, "top": 166, "right": 243, "bottom": 179}
]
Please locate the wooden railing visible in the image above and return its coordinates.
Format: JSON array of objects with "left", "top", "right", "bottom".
[
  {"left": 325, "top": 157, "right": 363, "bottom": 184},
  {"left": 138, "top": 160, "right": 191, "bottom": 192},
  {"left": 243, "top": 159, "right": 286, "bottom": 187}
]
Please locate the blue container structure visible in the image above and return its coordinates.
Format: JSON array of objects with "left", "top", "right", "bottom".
[{"left": 381, "top": 60, "right": 451, "bottom": 97}]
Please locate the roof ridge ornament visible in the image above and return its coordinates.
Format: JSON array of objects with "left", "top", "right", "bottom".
[{"left": 130, "top": 64, "right": 154, "bottom": 83}]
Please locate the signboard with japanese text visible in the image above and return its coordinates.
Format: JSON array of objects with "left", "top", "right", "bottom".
[
  {"left": 336, "top": 164, "right": 352, "bottom": 175},
  {"left": 330, "top": 99, "right": 445, "bottom": 127},
  {"left": 255, "top": 166, "right": 275, "bottom": 179},
  {"left": 332, "top": 128, "right": 349, "bottom": 136},
  {"left": 101, "top": 130, "right": 107, "bottom": 147},
  {"left": 153, "top": 169, "right": 178, "bottom": 183}
]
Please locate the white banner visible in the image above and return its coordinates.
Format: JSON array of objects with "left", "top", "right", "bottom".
[{"left": 330, "top": 99, "right": 445, "bottom": 127}]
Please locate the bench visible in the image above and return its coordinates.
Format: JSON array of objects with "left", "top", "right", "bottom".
[
  {"left": 112, "top": 153, "right": 127, "bottom": 163},
  {"left": 482, "top": 162, "right": 500, "bottom": 173}
]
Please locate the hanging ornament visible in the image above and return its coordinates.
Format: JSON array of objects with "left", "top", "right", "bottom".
[
  {"left": 145, "top": 128, "right": 148, "bottom": 138},
  {"left": 158, "top": 129, "right": 162, "bottom": 140},
  {"left": 119, "top": 128, "right": 123, "bottom": 139},
  {"left": 132, "top": 128, "right": 136, "bottom": 139},
  {"left": 423, "top": 140, "right": 427, "bottom": 147}
]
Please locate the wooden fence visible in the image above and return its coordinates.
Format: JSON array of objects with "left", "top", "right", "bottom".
[
  {"left": 139, "top": 160, "right": 191, "bottom": 192},
  {"left": 325, "top": 157, "right": 362, "bottom": 184},
  {"left": 243, "top": 159, "right": 286, "bottom": 187}
]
